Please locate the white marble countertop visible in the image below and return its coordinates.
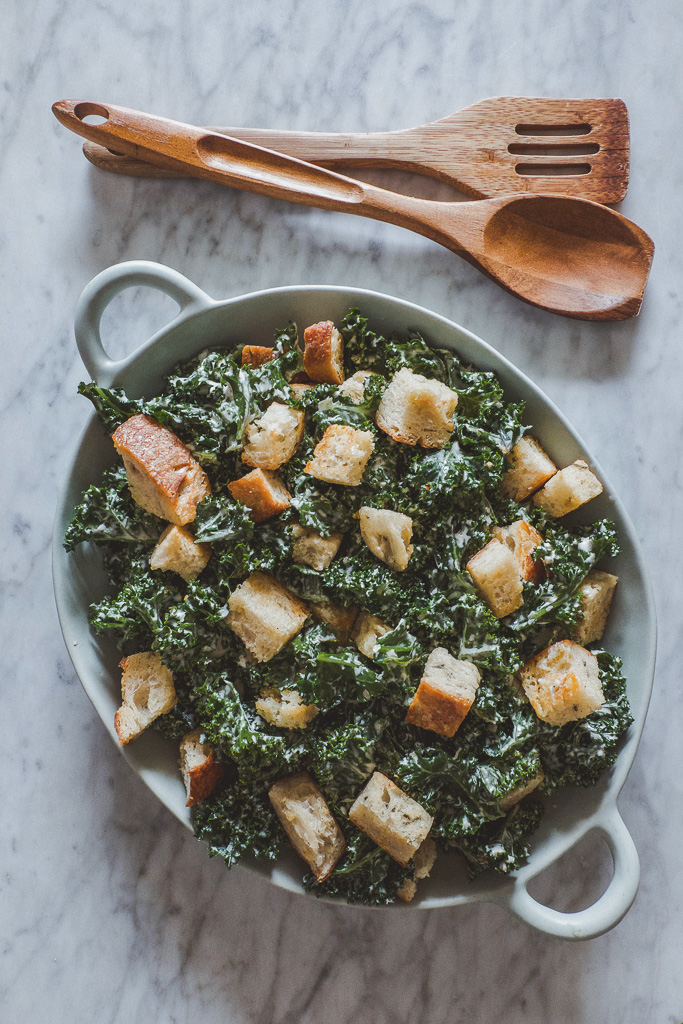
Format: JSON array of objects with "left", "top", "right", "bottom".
[{"left": 2, "top": 1, "right": 682, "bottom": 1020}]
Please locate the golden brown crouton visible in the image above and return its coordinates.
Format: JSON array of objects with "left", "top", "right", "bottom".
[
  {"left": 359, "top": 506, "right": 414, "bottom": 571},
  {"left": 255, "top": 688, "right": 318, "bottom": 730},
  {"left": 338, "top": 370, "right": 374, "bottom": 404},
  {"left": 303, "top": 320, "right": 345, "bottom": 384},
  {"left": 351, "top": 611, "right": 391, "bottom": 659},
  {"left": 466, "top": 538, "right": 524, "bottom": 618},
  {"left": 502, "top": 436, "right": 557, "bottom": 502},
  {"left": 228, "top": 468, "right": 291, "bottom": 522},
  {"left": 310, "top": 600, "right": 359, "bottom": 644},
  {"left": 114, "top": 652, "right": 176, "bottom": 746},
  {"left": 291, "top": 523, "right": 343, "bottom": 571},
  {"left": 396, "top": 837, "right": 438, "bottom": 903},
  {"left": 533, "top": 460, "right": 603, "bottom": 517},
  {"left": 112, "top": 414, "right": 211, "bottom": 525},
  {"left": 493, "top": 520, "right": 545, "bottom": 584},
  {"left": 268, "top": 771, "right": 346, "bottom": 881},
  {"left": 242, "top": 402, "right": 305, "bottom": 470},
  {"left": 375, "top": 368, "right": 457, "bottom": 448},
  {"left": 305, "top": 425, "right": 375, "bottom": 486},
  {"left": 519, "top": 640, "right": 604, "bottom": 726},
  {"left": 290, "top": 382, "right": 313, "bottom": 400},
  {"left": 499, "top": 770, "right": 545, "bottom": 813},
  {"left": 241, "top": 345, "right": 276, "bottom": 369},
  {"left": 226, "top": 571, "right": 309, "bottom": 662},
  {"left": 179, "top": 728, "right": 224, "bottom": 807},
  {"left": 149, "top": 524, "right": 211, "bottom": 582},
  {"left": 573, "top": 570, "right": 618, "bottom": 645},
  {"left": 349, "top": 772, "right": 433, "bottom": 866},
  {"left": 405, "top": 648, "right": 481, "bottom": 737}
]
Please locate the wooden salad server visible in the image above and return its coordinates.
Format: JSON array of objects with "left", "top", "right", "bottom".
[
  {"left": 53, "top": 100, "right": 653, "bottom": 320},
  {"left": 80, "top": 96, "right": 629, "bottom": 204}
]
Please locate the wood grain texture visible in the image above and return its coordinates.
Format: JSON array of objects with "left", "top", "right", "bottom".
[
  {"left": 80, "top": 96, "right": 630, "bottom": 203},
  {"left": 52, "top": 100, "right": 652, "bottom": 321}
]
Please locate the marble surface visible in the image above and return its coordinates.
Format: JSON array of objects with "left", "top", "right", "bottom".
[{"left": 2, "top": 0, "right": 682, "bottom": 1019}]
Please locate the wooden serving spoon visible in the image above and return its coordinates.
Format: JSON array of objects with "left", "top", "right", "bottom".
[
  {"left": 53, "top": 100, "right": 654, "bottom": 321},
  {"left": 81, "top": 96, "right": 630, "bottom": 204}
]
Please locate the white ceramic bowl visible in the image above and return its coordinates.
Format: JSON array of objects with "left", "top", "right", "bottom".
[{"left": 53, "top": 261, "right": 656, "bottom": 939}]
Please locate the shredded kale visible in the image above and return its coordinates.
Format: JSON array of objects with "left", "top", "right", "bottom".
[{"left": 65, "top": 309, "right": 631, "bottom": 904}]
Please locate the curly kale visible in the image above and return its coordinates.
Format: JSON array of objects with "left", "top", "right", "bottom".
[
  {"left": 193, "top": 774, "right": 282, "bottom": 868},
  {"left": 303, "top": 832, "right": 409, "bottom": 904}
]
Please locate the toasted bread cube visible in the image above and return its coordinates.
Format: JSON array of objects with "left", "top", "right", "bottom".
[
  {"left": 338, "top": 370, "right": 374, "bottom": 404},
  {"left": 290, "top": 382, "right": 313, "bottom": 400},
  {"left": 242, "top": 402, "right": 305, "bottom": 471},
  {"left": 268, "top": 771, "right": 346, "bottom": 882},
  {"left": 291, "top": 523, "right": 343, "bottom": 571},
  {"left": 305, "top": 425, "right": 374, "bottom": 486},
  {"left": 112, "top": 414, "right": 211, "bottom": 526},
  {"left": 376, "top": 367, "right": 457, "bottom": 449},
  {"left": 114, "top": 652, "right": 176, "bottom": 746},
  {"left": 303, "top": 320, "right": 345, "bottom": 384},
  {"left": 310, "top": 600, "right": 359, "bottom": 644},
  {"left": 241, "top": 345, "right": 276, "bottom": 369},
  {"left": 533, "top": 460, "right": 603, "bottom": 517},
  {"left": 149, "top": 524, "right": 211, "bottom": 582},
  {"left": 179, "top": 728, "right": 224, "bottom": 806},
  {"left": 396, "top": 837, "right": 438, "bottom": 903},
  {"left": 349, "top": 772, "right": 433, "bottom": 866},
  {"left": 255, "top": 688, "right": 318, "bottom": 730},
  {"left": 226, "top": 571, "right": 309, "bottom": 662},
  {"left": 519, "top": 640, "right": 604, "bottom": 726},
  {"left": 499, "top": 770, "right": 545, "bottom": 813},
  {"left": 502, "top": 436, "right": 557, "bottom": 502},
  {"left": 228, "top": 468, "right": 290, "bottom": 522},
  {"left": 493, "top": 520, "right": 545, "bottom": 584},
  {"left": 359, "top": 506, "right": 414, "bottom": 571},
  {"left": 405, "top": 648, "right": 481, "bottom": 737},
  {"left": 573, "top": 570, "right": 618, "bottom": 645},
  {"left": 466, "top": 538, "right": 523, "bottom": 618},
  {"left": 351, "top": 611, "right": 391, "bottom": 659}
]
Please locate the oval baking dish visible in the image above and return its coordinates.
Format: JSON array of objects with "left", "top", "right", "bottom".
[{"left": 52, "top": 260, "right": 656, "bottom": 939}]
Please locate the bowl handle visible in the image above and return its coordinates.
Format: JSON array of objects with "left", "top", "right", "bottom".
[
  {"left": 74, "top": 260, "right": 213, "bottom": 385},
  {"left": 502, "top": 805, "right": 639, "bottom": 940}
]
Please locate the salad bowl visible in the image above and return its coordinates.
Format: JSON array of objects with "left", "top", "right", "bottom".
[{"left": 52, "top": 260, "right": 656, "bottom": 939}]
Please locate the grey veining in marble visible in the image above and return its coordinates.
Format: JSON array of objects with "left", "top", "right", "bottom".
[{"left": 2, "top": 0, "right": 683, "bottom": 1020}]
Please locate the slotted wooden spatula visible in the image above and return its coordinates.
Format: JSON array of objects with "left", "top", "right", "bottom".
[
  {"left": 53, "top": 100, "right": 652, "bottom": 320},
  {"left": 80, "top": 96, "right": 629, "bottom": 203}
]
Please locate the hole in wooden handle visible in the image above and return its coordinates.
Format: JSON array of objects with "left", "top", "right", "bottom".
[
  {"left": 515, "top": 123, "right": 591, "bottom": 137},
  {"left": 509, "top": 142, "right": 600, "bottom": 157},
  {"left": 73, "top": 102, "right": 110, "bottom": 126},
  {"left": 515, "top": 162, "right": 592, "bottom": 177}
]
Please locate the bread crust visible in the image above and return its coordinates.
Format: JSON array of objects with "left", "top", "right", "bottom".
[
  {"left": 226, "top": 571, "right": 309, "bottom": 662},
  {"left": 241, "top": 345, "right": 276, "bottom": 369},
  {"left": 113, "top": 414, "right": 211, "bottom": 525},
  {"left": 149, "top": 524, "right": 211, "bottom": 582},
  {"left": 532, "top": 460, "right": 603, "bottom": 518},
  {"left": 519, "top": 639, "right": 604, "bottom": 725},
  {"left": 268, "top": 771, "right": 346, "bottom": 881},
  {"left": 179, "top": 729, "right": 224, "bottom": 806},
  {"left": 228, "top": 468, "right": 291, "bottom": 522},
  {"left": 405, "top": 648, "right": 481, "bottom": 737},
  {"left": 493, "top": 520, "right": 545, "bottom": 584},
  {"left": 349, "top": 772, "right": 433, "bottom": 866},
  {"left": 502, "top": 436, "right": 557, "bottom": 502},
  {"left": 466, "top": 538, "right": 524, "bottom": 618},
  {"left": 303, "top": 321, "right": 345, "bottom": 384}
]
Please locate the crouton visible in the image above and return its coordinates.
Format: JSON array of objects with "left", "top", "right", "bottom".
[
  {"left": 242, "top": 402, "right": 305, "bottom": 470},
  {"left": 179, "top": 728, "right": 224, "bottom": 807},
  {"left": 351, "top": 611, "right": 391, "bottom": 659},
  {"left": 573, "top": 570, "right": 618, "bottom": 645},
  {"left": 255, "top": 688, "right": 318, "bottom": 730},
  {"left": 502, "top": 436, "right": 557, "bottom": 502},
  {"left": 268, "top": 771, "right": 346, "bottom": 882},
  {"left": 149, "top": 524, "right": 211, "bottom": 582},
  {"left": 303, "top": 320, "right": 345, "bottom": 384},
  {"left": 519, "top": 640, "right": 604, "bottom": 726},
  {"left": 338, "top": 370, "right": 374, "bottom": 404},
  {"left": 310, "top": 600, "right": 359, "bottom": 644},
  {"left": 291, "top": 523, "right": 343, "bottom": 571},
  {"left": 466, "top": 537, "right": 524, "bottom": 618},
  {"left": 305, "top": 425, "right": 375, "bottom": 486},
  {"left": 359, "top": 506, "right": 414, "bottom": 571},
  {"left": 114, "top": 651, "right": 176, "bottom": 746},
  {"left": 499, "top": 770, "right": 545, "bottom": 813},
  {"left": 226, "top": 571, "right": 309, "bottom": 662},
  {"left": 375, "top": 367, "right": 457, "bottom": 449},
  {"left": 405, "top": 648, "right": 481, "bottom": 737},
  {"left": 228, "top": 468, "right": 290, "bottom": 522},
  {"left": 241, "top": 345, "right": 276, "bottom": 369},
  {"left": 112, "top": 414, "right": 211, "bottom": 525},
  {"left": 349, "top": 772, "right": 433, "bottom": 866},
  {"left": 396, "top": 837, "right": 438, "bottom": 903},
  {"left": 493, "top": 520, "right": 545, "bottom": 584},
  {"left": 290, "top": 382, "right": 313, "bottom": 400},
  {"left": 533, "top": 460, "right": 603, "bottom": 517}
]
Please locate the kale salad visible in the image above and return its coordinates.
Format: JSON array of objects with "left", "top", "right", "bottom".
[{"left": 64, "top": 310, "right": 632, "bottom": 904}]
